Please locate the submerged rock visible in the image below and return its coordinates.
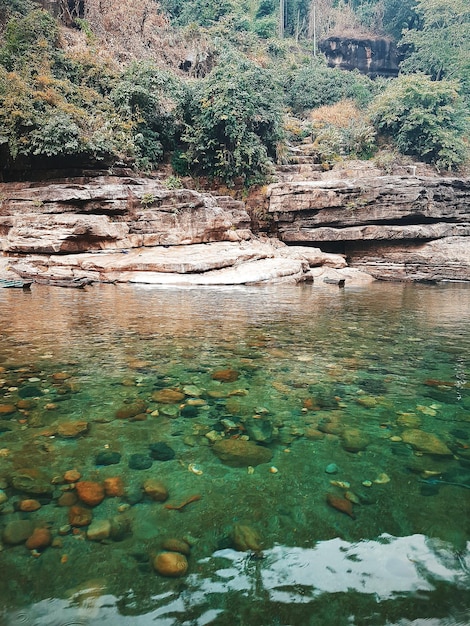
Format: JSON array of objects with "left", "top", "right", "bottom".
[
  {"left": 326, "top": 493, "right": 356, "bottom": 519},
  {"left": 230, "top": 523, "right": 263, "bottom": 554},
  {"left": 153, "top": 552, "right": 188, "bottom": 577},
  {"left": 149, "top": 442, "right": 176, "bottom": 461},
  {"left": 25, "top": 527, "right": 52, "bottom": 550},
  {"left": 19, "top": 498, "right": 41, "bottom": 512},
  {"left": 95, "top": 451, "right": 122, "bottom": 466},
  {"left": 0, "top": 404, "right": 17, "bottom": 417},
  {"left": 211, "top": 369, "right": 239, "bottom": 383},
  {"left": 115, "top": 399, "right": 148, "bottom": 419},
  {"left": 151, "top": 389, "right": 185, "bottom": 404},
  {"left": 2, "top": 520, "right": 34, "bottom": 545},
  {"left": 341, "top": 427, "right": 370, "bottom": 452},
  {"left": 87, "top": 520, "right": 111, "bottom": 542},
  {"left": 11, "top": 469, "right": 53, "bottom": 495},
  {"left": 57, "top": 420, "right": 89, "bottom": 438},
  {"left": 211, "top": 439, "right": 272, "bottom": 467},
  {"left": 75, "top": 481, "right": 105, "bottom": 507},
  {"left": 103, "top": 477, "right": 125, "bottom": 497},
  {"left": 142, "top": 479, "right": 168, "bottom": 501},
  {"left": 401, "top": 429, "right": 452, "bottom": 456},
  {"left": 161, "top": 538, "right": 191, "bottom": 555},
  {"left": 243, "top": 417, "right": 273, "bottom": 443},
  {"left": 68, "top": 505, "right": 93, "bottom": 527}
]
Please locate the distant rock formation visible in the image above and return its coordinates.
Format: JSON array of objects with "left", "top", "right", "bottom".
[{"left": 319, "top": 36, "right": 402, "bottom": 78}]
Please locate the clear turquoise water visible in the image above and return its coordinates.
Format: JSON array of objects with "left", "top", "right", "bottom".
[{"left": 0, "top": 282, "right": 469, "bottom": 625}]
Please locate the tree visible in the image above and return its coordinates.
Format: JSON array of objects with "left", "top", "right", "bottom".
[
  {"left": 382, "top": 0, "right": 420, "bottom": 40},
  {"left": 111, "top": 61, "right": 188, "bottom": 169},
  {"left": 0, "top": 10, "right": 132, "bottom": 164},
  {"left": 369, "top": 73, "right": 468, "bottom": 170},
  {"left": 182, "top": 52, "right": 284, "bottom": 184},
  {"left": 399, "top": 0, "right": 470, "bottom": 100}
]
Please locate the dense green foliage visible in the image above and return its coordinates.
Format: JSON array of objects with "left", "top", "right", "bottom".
[
  {"left": 285, "top": 57, "right": 379, "bottom": 114},
  {"left": 0, "top": 0, "right": 469, "bottom": 181},
  {"left": 182, "top": 52, "right": 284, "bottom": 183},
  {"left": 370, "top": 74, "right": 468, "bottom": 170},
  {"left": 382, "top": 0, "right": 420, "bottom": 40},
  {"left": 0, "top": 10, "right": 132, "bottom": 163},
  {"left": 400, "top": 0, "right": 470, "bottom": 102},
  {"left": 111, "top": 62, "right": 189, "bottom": 170}
]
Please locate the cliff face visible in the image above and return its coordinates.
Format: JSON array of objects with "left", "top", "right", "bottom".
[
  {"left": 0, "top": 175, "right": 353, "bottom": 286},
  {"left": 268, "top": 174, "right": 470, "bottom": 282},
  {"left": 2, "top": 170, "right": 470, "bottom": 286},
  {"left": 319, "top": 36, "right": 402, "bottom": 78}
]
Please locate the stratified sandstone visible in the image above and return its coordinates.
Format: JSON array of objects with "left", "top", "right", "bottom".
[
  {"left": 0, "top": 175, "right": 356, "bottom": 285},
  {"left": 268, "top": 174, "right": 470, "bottom": 282}
]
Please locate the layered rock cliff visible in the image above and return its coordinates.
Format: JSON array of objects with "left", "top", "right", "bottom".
[
  {"left": 319, "top": 36, "right": 402, "bottom": 78},
  {"left": 0, "top": 175, "right": 357, "bottom": 286},
  {"left": 2, "top": 168, "right": 469, "bottom": 286},
  {"left": 267, "top": 173, "right": 470, "bottom": 282}
]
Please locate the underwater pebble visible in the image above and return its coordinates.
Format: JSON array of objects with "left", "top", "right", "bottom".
[
  {"left": 330, "top": 480, "right": 350, "bottom": 489},
  {"left": 128, "top": 454, "right": 153, "bottom": 470},
  {"left": 373, "top": 473, "right": 391, "bottom": 484},
  {"left": 64, "top": 469, "right": 81, "bottom": 483},
  {"left": 143, "top": 479, "right": 168, "bottom": 501},
  {"left": 95, "top": 451, "right": 122, "bottom": 466},
  {"left": 362, "top": 480, "right": 373, "bottom": 487},
  {"left": 153, "top": 552, "right": 188, "bottom": 577},
  {"left": 390, "top": 436, "right": 402, "bottom": 442},
  {"left": 325, "top": 463, "right": 339, "bottom": 474},
  {"left": 87, "top": 520, "right": 111, "bottom": 542}
]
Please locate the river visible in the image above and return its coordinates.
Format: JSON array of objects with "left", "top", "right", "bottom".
[{"left": 0, "top": 282, "right": 469, "bottom": 625}]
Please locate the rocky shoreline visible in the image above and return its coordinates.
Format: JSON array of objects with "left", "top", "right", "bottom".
[
  {"left": 1, "top": 167, "right": 469, "bottom": 286},
  {"left": 0, "top": 174, "right": 373, "bottom": 287}
]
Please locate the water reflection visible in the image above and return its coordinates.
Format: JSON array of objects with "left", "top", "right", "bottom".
[{"left": 5, "top": 535, "right": 470, "bottom": 625}]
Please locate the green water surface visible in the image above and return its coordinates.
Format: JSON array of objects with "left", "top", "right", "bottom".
[{"left": 0, "top": 282, "right": 469, "bottom": 625}]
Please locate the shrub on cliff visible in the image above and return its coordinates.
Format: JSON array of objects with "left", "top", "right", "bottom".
[
  {"left": 111, "top": 62, "right": 189, "bottom": 170},
  {"left": 369, "top": 74, "right": 469, "bottom": 170},
  {"left": 285, "top": 58, "right": 379, "bottom": 115},
  {"left": 181, "top": 52, "right": 284, "bottom": 184},
  {"left": 0, "top": 10, "right": 133, "bottom": 164},
  {"left": 399, "top": 0, "right": 470, "bottom": 104}
]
